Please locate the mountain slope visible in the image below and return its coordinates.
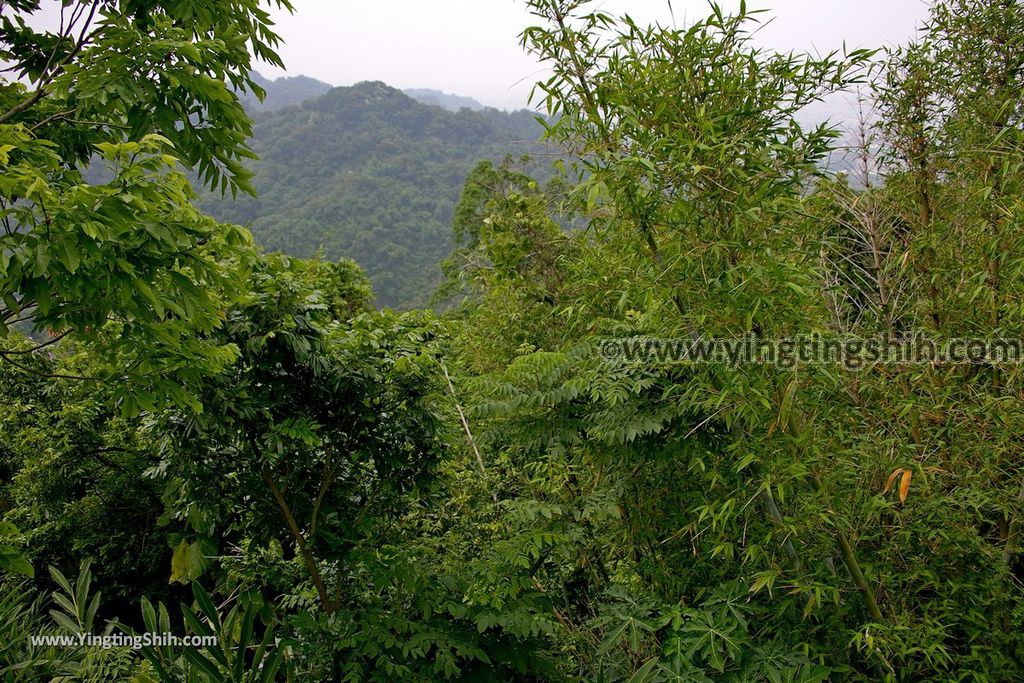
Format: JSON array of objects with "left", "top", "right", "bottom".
[{"left": 201, "top": 81, "right": 545, "bottom": 308}]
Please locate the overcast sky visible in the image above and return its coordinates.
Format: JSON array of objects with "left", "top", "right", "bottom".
[
  {"left": 257, "top": 0, "right": 932, "bottom": 109},
  {"left": 23, "top": 1, "right": 933, "bottom": 110}
]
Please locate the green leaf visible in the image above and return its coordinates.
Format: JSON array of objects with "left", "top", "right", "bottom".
[
  {"left": 169, "top": 539, "right": 189, "bottom": 584},
  {"left": 0, "top": 549, "right": 34, "bottom": 578},
  {"left": 181, "top": 647, "right": 224, "bottom": 680}
]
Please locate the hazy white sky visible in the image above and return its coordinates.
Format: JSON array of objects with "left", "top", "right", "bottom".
[
  {"left": 24, "top": 1, "right": 933, "bottom": 110},
  {"left": 258, "top": 0, "right": 932, "bottom": 109}
]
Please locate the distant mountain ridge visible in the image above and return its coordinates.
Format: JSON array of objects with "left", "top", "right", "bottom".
[
  {"left": 240, "top": 72, "right": 333, "bottom": 112},
  {"left": 241, "top": 73, "right": 499, "bottom": 114},
  {"left": 403, "top": 89, "right": 487, "bottom": 112},
  {"left": 203, "top": 80, "right": 548, "bottom": 308}
]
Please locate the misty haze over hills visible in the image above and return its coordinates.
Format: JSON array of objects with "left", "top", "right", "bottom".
[
  {"left": 239, "top": 72, "right": 333, "bottom": 112},
  {"left": 243, "top": 73, "right": 500, "bottom": 114},
  {"left": 402, "top": 89, "right": 488, "bottom": 112}
]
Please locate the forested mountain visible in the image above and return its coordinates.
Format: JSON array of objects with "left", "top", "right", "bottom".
[{"left": 202, "top": 81, "right": 546, "bottom": 308}]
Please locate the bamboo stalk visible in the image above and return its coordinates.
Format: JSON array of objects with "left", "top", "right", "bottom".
[{"left": 440, "top": 359, "right": 496, "bottom": 501}]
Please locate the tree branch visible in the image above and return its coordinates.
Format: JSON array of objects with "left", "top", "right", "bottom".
[
  {"left": 259, "top": 464, "right": 336, "bottom": 613},
  {"left": 0, "top": 1, "right": 100, "bottom": 125},
  {"left": 0, "top": 330, "right": 71, "bottom": 355},
  {"left": 0, "top": 353, "right": 99, "bottom": 381},
  {"left": 308, "top": 458, "right": 335, "bottom": 540}
]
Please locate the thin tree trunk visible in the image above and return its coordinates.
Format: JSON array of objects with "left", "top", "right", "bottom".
[
  {"left": 441, "top": 359, "right": 496, "bottom": 501},
  {"left": 762, "top": 486, "right": 802, "bottom": 571},
  {"left": 260, "top": 466, "right": 335, "bottom": 613},
  {"left": 811, "top": 474, "right": 883, "bottom": 622},
  {"left": 1003, "top": 479, "right": 1024, "bottom": 565},
  {"left": 835, "top": 529, "right": 884, "bottom": 623}
]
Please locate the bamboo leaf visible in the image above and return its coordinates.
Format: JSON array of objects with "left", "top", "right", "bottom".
[{"left": 899, "top": 469, "right": 912, "bottom": 504}]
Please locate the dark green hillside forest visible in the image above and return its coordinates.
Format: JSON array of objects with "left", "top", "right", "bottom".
[
  {"left": 200, "top": 82, "right": 547, "bottom": 308},
  {"left": 2, "top": 0, "right": 1024, "bottom": 681}
]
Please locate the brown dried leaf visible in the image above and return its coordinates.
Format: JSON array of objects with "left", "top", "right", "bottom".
[
  {"left": 883, "top": 468, "right": 902, "bottom": 494},
  {"left": 899, "top": 469, "right": 912, "bottom": 504}
]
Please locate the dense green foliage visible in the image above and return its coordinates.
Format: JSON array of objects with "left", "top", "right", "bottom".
[
  {"left": 199, "top": 81, "right": 547, "bottom": 309},
  {"left": 3, "top": 0, "right": 1024, "bottom": 681},
  {"left": 0, "top": 0, "right": 292, "bottom": 412}
]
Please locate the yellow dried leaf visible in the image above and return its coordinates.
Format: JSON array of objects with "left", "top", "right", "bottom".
[
  {"left": 899, "top": 469, "right": 912, "bottom": 503},
  {"left": 883, "top": 468, "right": 902, "bottom": 494}
]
